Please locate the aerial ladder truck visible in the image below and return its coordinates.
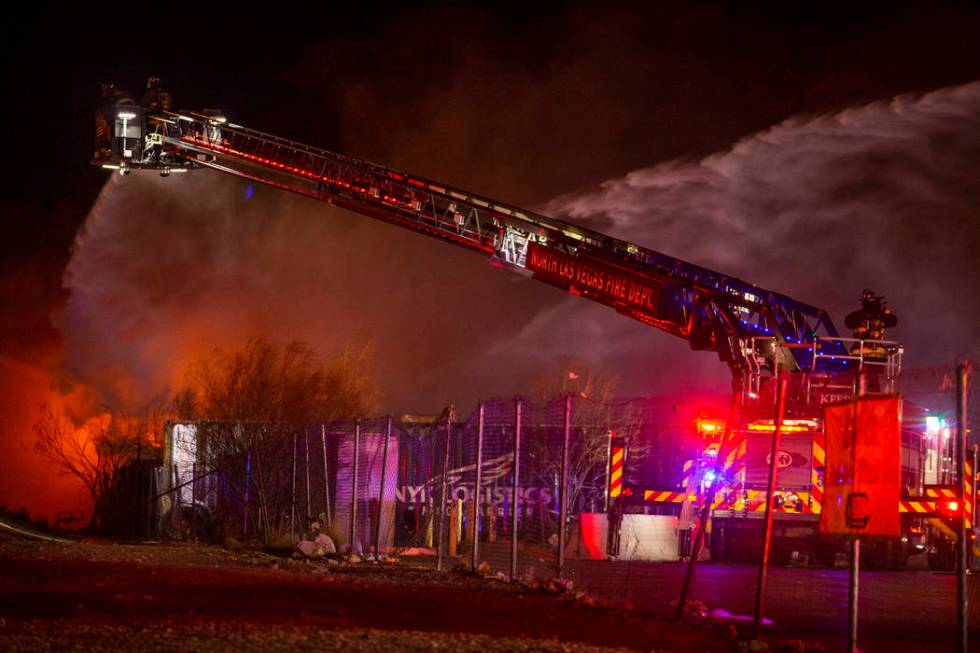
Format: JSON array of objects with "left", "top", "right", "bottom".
[{"left": 92, "top": 81, "right": 970, "bottom": 568}]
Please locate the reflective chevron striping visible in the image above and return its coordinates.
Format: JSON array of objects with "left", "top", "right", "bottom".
[
  {"left": 966, "top": 460, "right": 974, "bottom": 530},
  {"left": 609, "top": 446, "right": 625, "bottom": 498},
  {"left": 642, "top": 490, "right": 685, "bottom": 503},
  {"left": 811, "top": 439, "right": 825, "bottom": 515},
  {"left": 900, "top": 500, "right": 937, "bottom": 513}
]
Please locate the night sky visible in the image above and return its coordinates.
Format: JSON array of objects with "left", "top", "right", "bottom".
[{"left": 2, "top": 2, "right": 979, "bottom": 519}]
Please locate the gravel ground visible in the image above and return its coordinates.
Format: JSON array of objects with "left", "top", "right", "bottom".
[{"left": 0, "top": 538, "right": 732, "bottom": 652}]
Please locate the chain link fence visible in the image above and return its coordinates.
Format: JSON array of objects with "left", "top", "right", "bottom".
[{"left": 149, "top": 364, "right": 978, "bottom": 649}]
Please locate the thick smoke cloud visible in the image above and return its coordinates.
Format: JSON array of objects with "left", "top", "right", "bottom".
[
  {"left": 60, "top": 82, "right": 980, "bottom": 417},
  {"left": 536, "top": 82, "right": 980, "bottom": 372},
  {"left": 62, "top": 170, "right": 553, "bottom": 413}
]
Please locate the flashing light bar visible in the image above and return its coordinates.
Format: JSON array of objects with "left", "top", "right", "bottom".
[
  {"left": 698, "top": 417, "right": 726, "bottom": 435},
  {"left": 101, "top": 164, "right": 120, "bottom": 170},
  {"left": 746, "top": 419, "right": 818, "bottom": 433}
]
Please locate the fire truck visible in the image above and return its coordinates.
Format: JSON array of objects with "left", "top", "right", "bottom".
[
  {"left": 92, "top": 79, "right": 971, "bottom": 568},
  {"left": 627, "top": 383, "right": 974, "bottom": 570}
]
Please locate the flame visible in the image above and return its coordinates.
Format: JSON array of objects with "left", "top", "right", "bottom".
[{"left": 0, "top": 355, "right": 94, "bottom": 524}]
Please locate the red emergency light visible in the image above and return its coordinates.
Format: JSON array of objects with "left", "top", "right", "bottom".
[
  {"left": 938, "top": 499, "right": 961, "bottom": 521},
  {"left": 697, "top": 417, "right": 726, "bottom": 440}
]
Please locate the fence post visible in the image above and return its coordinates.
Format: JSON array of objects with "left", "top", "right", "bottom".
[
  {"left": 849, "top": 537, "right": 860, "bottom": 653},
  {"left": 375, "top": 416, "right": 392, "bottom": 559},
  {"left": 437, "top": 414, "right": 454, "bottom": 571},
  {"left": 557, "top": 395, "right": 572, "bottom": 577},
  {"left": 321, "top": 425, "right": 332, "bottom": 525},
  {"left": 449, "top": 501, "right": 459, "bottom": 556},
  {"left": 350, "top": 419, "right": 361, "bottom": 555},
  {"left": 511, "top": 398, "right": 523, "bottom": 581},
  {"left": 291, "top": 433, "right": 298, "bottom": 538},
  {"left": 243, "top": 449, "right": 251, "bottom": 536},
  {"left": 471, "top": 403, "right": 485, "bottom": 572},
  {"left": 171, "top": 463, "right": 180, "bottom": 533},
  {"left": 305, "top": 430, "right": 311, "bottom": 521},
  {"left": 957, "top": 362, "right": 972, "bottom": 653}
]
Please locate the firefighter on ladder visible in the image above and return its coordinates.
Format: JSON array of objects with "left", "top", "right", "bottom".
[{"left": 844, "top": 289, "right": 897, "bottom": 361}]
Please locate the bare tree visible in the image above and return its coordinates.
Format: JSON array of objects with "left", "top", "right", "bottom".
[
  {"left": 173, "top": 336, "right": 375, "bottom": 541},
  {"left": 33, "top": 405, "right": 161, "bottom": 530},
  {"left": 527, "top": 360, "right": 645, "bottom": 537},
  {"left": 175, "top": 338, "right": 374, "bottom": 425}
]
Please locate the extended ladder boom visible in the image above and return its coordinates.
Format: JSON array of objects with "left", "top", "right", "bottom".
[{"left": 93, "top": 97, "right": 878, "bottom": 381}]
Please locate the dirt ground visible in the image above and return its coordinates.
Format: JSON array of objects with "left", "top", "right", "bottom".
[{"left": 0, "top": 537, "right": 735, "bottom": 652}]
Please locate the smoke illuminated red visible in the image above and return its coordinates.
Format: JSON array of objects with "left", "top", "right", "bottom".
[{"left": 0, "top": 356, "right": 93, "bottom": 523}]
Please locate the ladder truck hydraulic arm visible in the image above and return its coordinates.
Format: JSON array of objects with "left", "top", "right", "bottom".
[{"left": 92, "top": 81, "right": 893, "bottom": 397}]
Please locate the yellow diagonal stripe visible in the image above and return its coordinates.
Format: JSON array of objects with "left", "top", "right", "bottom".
[
  {"left": 931, "top": 518, "right": 957, "bottom": 540},
  {"left": 813, "top": 441, "right": 825, "bottom": 463},
  {"left": 611, "top": 449, "right": 624, "bottom": 466}
]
